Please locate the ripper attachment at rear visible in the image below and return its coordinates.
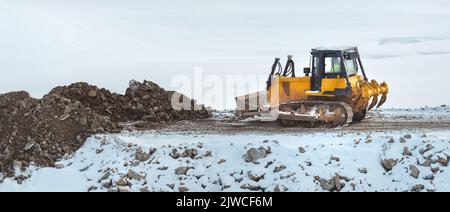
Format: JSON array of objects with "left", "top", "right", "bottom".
[{"left": 236, "top": 47, "right": 389, "bottom": 127}]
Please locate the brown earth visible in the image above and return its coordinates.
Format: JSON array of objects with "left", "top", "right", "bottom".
[
  {"left": 0, "top": 80, "right": 211, "bottom": 177},
  {"left": 131, "top": 109, "right": 450, "bottom": 135}
]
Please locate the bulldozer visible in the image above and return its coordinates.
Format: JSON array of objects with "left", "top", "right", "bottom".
[{"left": 236, "top": 47, "right": 389, "bottom": 127}]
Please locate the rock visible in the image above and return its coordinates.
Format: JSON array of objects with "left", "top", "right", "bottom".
[
  {"left": 403, "top": 147, "right": 412, "bottom": 156},
  {"left": 79, "top": 164, "right": 91, "bottom": 172},
  {"left": 96, "top": 149, "right": 103, "bottom": 154},
  {"left": 248, "top": 173, "right": 264, "bottom": 182},
  {"left": 273, "top": 165, "right": 286, "bottom": 173},
  {"left": 330, "top": 155, "right": 340, "bottom": 162},
  {"left": 365, "top": 137, "right": 372, "bottom": 143},
  {"left": 437, "top": 156, "right": 448, "bottom": 166},
  {"left": 135, "top": 147, "right": 150, "bottom": 162},
  {"left": 423, "top": 174, "right": 434, "bottom": 180},
  {"left": 140, "top": 186, "right": 150, "bottom": 192},
  {"left": 127, "top": 170, "right": 145, "bottom": 181},
  {"left": 431, "top": 167, "right": 440, "bottom": 173},
  {"left": 244, "top": 146, "right": 271, "bottom": 163},
  {"left": 204, "top": 151, "right": 213, "bottom": 157},
  {"left": 404, "top": 134, "right": 412, "bottom": 139},
  {"left": 358, "top": 167, "right": 368, "bottom": 174},
  {"left": 410, "top": 165, "right": 420, "bottom": 179},
  {"left": 421, "top": 134, "right": 427, "bottom": 138},
  {"left": 411, "top": 184, "right": 424, "bottom": 192},
  {"left": 175, "top": 166, "right": 189, "bottom": 175},
  {"left": 115, "top": 178, "right": 129, "bottom": 187},
  {"left": 102, "top": 180, "right": 113, "bottom": 189},
  {"left": 87, "top": 90, "right": 97, "bottom": 98},
  {"left": 24, "top": 141, "right": 36, "bottom": 151},
  {"left": 54, "top": 164, "right": 65, "bottom": 169},
  {"left": 381, "top": 159, "right": 397, "bottom": 172},
  {"left": 419, "top": 144, "right": 434, "bottom": 155},
  {"left": 421, "top": 159, "right": 432, "bottom": 167},
  {"left": 117, "top": 186, "right": 130, "bottom": 192},
  {"left": 399, "top": 137, "right": 407, "bottom": 143},
  {"left": 99, "top": 171, "right": 111, "bottom": 182},
  {"left": 179, "top": 186, "right": 189, "bottom": 192},
  {"left": 299, "top": 147, "right": 306, "bottom": 153},
  {"left": 388, "top": 137, "right": 395, "bottom": 143},
  {"left": 181, "top": 149, "right": 198, "bottom": 159},
  {"left": 87, "top": 186, "right": 98, "bottom": 192},
  {"left": 170, "top": 149, "right": 179, "bottom": 159},
  {"left": 317, "top": 174, "right": 344, "bottom": 192},
  {"left": 157, "top": 166, "right": 169, "bottom": 170},
  {"left": 167, "top": 184, "right": 175, "bottom": 190},
  {"left": 333, "top": 174, "right": 342, "bottom": 191},
  {"left": 274, "top": 185, "right": 281, "bottom": 192},
  {"left": 218, "top": 159, "right": 226, "bottom": 164}
]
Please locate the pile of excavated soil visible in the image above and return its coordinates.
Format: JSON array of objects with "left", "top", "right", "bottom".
[{"left": 0, "top": 80, "right": 211, "bottom": 177}]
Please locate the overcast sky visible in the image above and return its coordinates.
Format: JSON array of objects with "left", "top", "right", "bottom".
[{"left": 1, "top": 0, "right": 450, "bottom": 109}]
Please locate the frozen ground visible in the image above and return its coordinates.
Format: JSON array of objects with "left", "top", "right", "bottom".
[{"left": 1, "top": 108, "right": 449, "bottom": 192}]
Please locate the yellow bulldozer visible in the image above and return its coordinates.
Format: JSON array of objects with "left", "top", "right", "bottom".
[{"left": 236, "top": 47, "right": 389, "bottom": 127}]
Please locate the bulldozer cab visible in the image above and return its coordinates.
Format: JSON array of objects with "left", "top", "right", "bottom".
[{"left": 309, "top": 47, "right": 367, "bottom": 92}]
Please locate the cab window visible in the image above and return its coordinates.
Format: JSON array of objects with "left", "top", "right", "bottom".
[
  {"left": 325, "top": 57, "right": 341, "bottom": 73},
  {"left": 344, "top": 58, "right": 358, "bottom": 76}
]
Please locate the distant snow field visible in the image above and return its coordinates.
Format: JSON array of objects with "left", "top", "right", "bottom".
[{"left": 1, "top": 128, "right": 449, "bottom": 192}]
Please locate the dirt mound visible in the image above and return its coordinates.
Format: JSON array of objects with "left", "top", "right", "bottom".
[
  {"left": 124, "top": 80, "right": 211, "bottom": 122},
  {"left": 49, "top": 80, "right": 210, "bottom": 123},
  {"left": 49, "top": 82, "right": 130, "bottom": 122},
  {"left": 0, "top": 80, "right": 211, "bottom": 177}
]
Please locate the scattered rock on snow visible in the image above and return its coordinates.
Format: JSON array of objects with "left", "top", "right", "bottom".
[
  {"left": 358, "top": 167, "right": 368, "bottom": 174},
  {"left": 175, "top": 166, "right": 189, "bottom": 175},
  {"left": 54, "top": 164, "right": 65, "bottom": 169},
  {"left": 157, "top": 166, "right": 169, "bottom": 171},
  {"left": 411, "top": 184, "right": 424, "bottom": 192},
  {"left": 140, "top": 186, "right": 150, "bottom": 192},
  {"left": 316, "top": 174, "right": 345, "bottom": 192},
  {"left": 409, "top": 165, "right": 420, "bottom": 179},
  {"left": 381, "top": 159, "right": 397, "bottom": 172},
  {"left": 87, "top": 186, "right": 98, "bottom": 192},
  {"left": 437, "top": 156, "right": 448, "bottom": 166},
  {"left": 273, "top": 165, "right": 286, "bottom": 173},
  {"left": 431, "top": 167, "right": 440, "bottom": 173},
  {"left": 388, "top": 137, "right": 395, "bottom": 143},
  {"left": 403, "top": 147, "right": 412, "bottom": 156},
  {"left": 399, "top": 137, "right": 407, "bottom": 143},
  {"left": 115, "top": 178, "right": 129, "bottom": 187},
  {"left": 179, "top": 186, "right": 189, "bottom": 192},
  {"left": 330, "top": 155, "right": 340, "bottom": 162},
  {"left": 181, "top": 149, "right": 198, "bottom": 159},
  {"left": 127, "top": 170, "right": 145, "bottom": 181},
  {"left": 419, "top": 144, "right": 434, "bottom": 155},
  {"left": 135, "top": 147, "right": 151, "bottom": 162},
  {"left": 244, "top": 146, "right": 271, "bottom": 163},
  {"left": 248, "top": 172, "right": 264, "bottom": 182},
  {"left": 298, "top": 147, "right": 306, "bottom": 153}
]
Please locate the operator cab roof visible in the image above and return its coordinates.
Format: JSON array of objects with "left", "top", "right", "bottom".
[{"left": 312, "top": 46, "right": 357, "bottom": 53}]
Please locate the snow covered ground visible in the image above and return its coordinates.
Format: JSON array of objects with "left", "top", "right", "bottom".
[{"left": 1, "top": 127, "right": 449, "bottom": 192}]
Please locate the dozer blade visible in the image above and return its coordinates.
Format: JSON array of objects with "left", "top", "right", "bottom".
[
  {"left": 377, "top": 93, "right": 387, "bottom": 108},
  {"left": 368, "top": 95, "right": 379, "bottom": 110}
]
